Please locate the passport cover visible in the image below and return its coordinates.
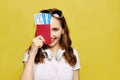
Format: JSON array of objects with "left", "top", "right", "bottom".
[{"left": 36, "top": 24, "right": 51, "bottom": 44}]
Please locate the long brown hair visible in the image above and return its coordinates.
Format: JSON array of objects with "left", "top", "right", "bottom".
[{"left": 28, "top": 8, "right": 77, "bottom": 66}]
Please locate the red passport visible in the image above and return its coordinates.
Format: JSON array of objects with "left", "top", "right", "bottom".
[{"left": 36, "top": 24, "right": 51, "bottom": 44}]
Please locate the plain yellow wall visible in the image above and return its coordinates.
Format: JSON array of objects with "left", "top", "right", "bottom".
[{"left": 0, "top": 0, "right": 120, "bottom": 80}]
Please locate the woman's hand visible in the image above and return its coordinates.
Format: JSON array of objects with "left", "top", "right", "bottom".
[{"left": 30, "top": 35, "right": 45, "bottom": 55}]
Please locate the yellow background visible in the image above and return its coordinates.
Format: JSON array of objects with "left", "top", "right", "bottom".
[{"left": 0, "top": 0, "right": 120, "bottom": 80}]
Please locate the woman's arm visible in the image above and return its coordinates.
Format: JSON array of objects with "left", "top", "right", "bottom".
[
  {"left": 20, "top": 35, "right": 45, "bottom": 80},
  {"left": 73, "top": 69, "right": 80, "bottom": 80},
  {"left": 20, "top": 52, "right": 36, "bottom": 80}
]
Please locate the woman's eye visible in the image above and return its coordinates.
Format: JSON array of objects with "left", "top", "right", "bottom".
[{"left": 52, "top": 28, "right": 59, "bottom": 31}]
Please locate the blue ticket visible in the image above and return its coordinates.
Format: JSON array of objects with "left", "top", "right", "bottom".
[{"left": 34, "top": 13, "right": 51, "bottom": 25}]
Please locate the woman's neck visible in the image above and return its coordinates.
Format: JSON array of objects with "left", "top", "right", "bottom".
[{"left": 48, "top": 44, "right": 61, "bottom": 56}]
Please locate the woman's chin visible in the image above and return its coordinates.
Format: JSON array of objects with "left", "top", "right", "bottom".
[
  {"left": 48, "top": 41, "right": 59, "bottom": 48},
  {"left": 48, "top": 42, "right": 54, "bottom": 47}
]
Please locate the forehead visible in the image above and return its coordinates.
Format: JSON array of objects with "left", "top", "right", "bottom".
[{"left": 50, "top": 17, "right": 61, "bottom": 27}]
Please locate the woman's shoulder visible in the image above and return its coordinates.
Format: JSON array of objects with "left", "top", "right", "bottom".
[
  {"left": 72, "top": 48, "right": 80, "bottom": 70},
  {"left": 73, "top": 48, "right": 79, "bottom": 55},
  {"left": 22, "top": 50, "right": 29, "bottom": 62}
]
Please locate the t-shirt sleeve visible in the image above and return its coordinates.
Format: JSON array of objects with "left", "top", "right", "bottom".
[
  {"left": 22, "top": 51, "right": 29, "bottom": 62},
  {"left": 73, "top": 49, "right": 81, "bottom": 70}
]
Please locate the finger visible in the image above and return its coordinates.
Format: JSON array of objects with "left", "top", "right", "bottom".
[
  {"left": 38, "top": 41, "right": 44, "bottom": 48},
  {"left": 36, "top": 35, "right": 45, "bottom": 42}
]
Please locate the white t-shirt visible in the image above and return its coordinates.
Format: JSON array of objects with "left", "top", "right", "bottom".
[{"left": 23, "top": 49, "right": 80, "bottom": 80}]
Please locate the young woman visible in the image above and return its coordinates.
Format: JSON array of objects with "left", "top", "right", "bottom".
[{"left": 21, "top": 8, "right": 80, "bottom": 80}]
